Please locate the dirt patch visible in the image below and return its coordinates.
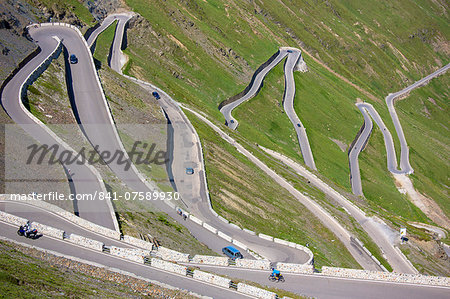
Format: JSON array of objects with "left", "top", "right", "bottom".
[
  {"left": 394, "top": 174, "right": 450, "bottom": 230},
  {"left": 330, "top": 138, "right": 347, "bottom": 152}
]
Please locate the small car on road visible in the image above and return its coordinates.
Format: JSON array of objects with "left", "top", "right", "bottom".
[
  {"left": 186, "top": 167, "right": 194, "bottom": 175},
  {"left": 222, "top": 246, "right": 243, "bottom": 260},
  {"left": 69, "top": 54, "right": 78, "bottom": 64},
  {"left": 152, "top": 91, "right": 161, "bottom": 99}
]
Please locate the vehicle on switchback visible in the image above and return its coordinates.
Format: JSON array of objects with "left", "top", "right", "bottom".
[
  {"left": 17, "top": 225, "right": 39, "bottom": 239},
  {"left": 222, "top": 246, "right": 243, "bottom": 260},
  {"left": 69, "top": 54, "right": 78, "bottom": 64},
  {"left": 152, "top": 91, "right": 160, "bottom": 99}
]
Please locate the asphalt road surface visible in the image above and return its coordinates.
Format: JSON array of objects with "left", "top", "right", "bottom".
[
  {"left": 261, "top": 147, "right": 418, "bottom": 274},
  {"left": 1, "top": 219, "right": 448, "bottom": 299},
  {"left": 1, "top": 25, "right": 116, "bottom": 230},
  {"left": 220, "top": 47, "right": 316, "bottom": 170},
  {"left": 79, "top": 14, "right": 312, "bottom": 263},
  {"left": 348, "top": 63, "right": 449, "bottom": 196},
  {"left": 0, "top": 220, "right": 250, "bottom": 299},
  {"left": 181, "top": 105, "right": 382, "bottom": 271}
]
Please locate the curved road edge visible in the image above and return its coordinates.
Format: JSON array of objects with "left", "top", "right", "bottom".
[{"left": 1, "top": 24, "right": 118, "bottom": 231}]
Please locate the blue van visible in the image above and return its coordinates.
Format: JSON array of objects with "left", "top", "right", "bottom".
[{"left": 222, "top": 246, "right": 243, "bottom": 260}]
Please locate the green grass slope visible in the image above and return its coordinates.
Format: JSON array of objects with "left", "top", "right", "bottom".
[{"left": 122, "top": 0, "right": 447, "bottom": 221}]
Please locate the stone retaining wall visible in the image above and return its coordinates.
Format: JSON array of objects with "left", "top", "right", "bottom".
[
  {"left": 193, "top": 270, "right": 231, "bottom": 288},
  {"left": 123, "top": 235, "right": 153, "bottom": 250},
  {"left": 235, "top": 259, "right": 271, "bottom": 270},
  {"left": 67, "top": 234, "right": 103, "bottom": 251},
  {"left": 192, "top": 255, "right": 229, "bottom": 266},
  {"left": 276, "top": 262, "right": 314, "bottom": 274},
  {"left": 31, "top": 222, "right": 64, "bottom": 239},
  {"left": 12, "top": 198, "right": 120, "bottom": 240},
  {"left": 110, "top": 246, "right": 149, "bottom": 263},
  {"left": 322, "top": 267, "right": 450, "bottom": 286},
  {"left": 157, "top": 246, "right": 190, "bottom": 263},
  {"left": 237, "top": 283, "right": 277, "bottom": 299},
  {"left": 0, "top": 210, "right": 28, "bottom": 226},
  {"left": 151, "top": 258, "right": 187, "bottom": 276}
]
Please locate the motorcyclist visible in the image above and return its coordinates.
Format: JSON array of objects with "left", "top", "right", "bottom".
[
  {"left": 271, "top": 267, "right": 281, "bottom": 280},
  {"left": 24, "top": 221, "right": 32, "bottom": 237}
]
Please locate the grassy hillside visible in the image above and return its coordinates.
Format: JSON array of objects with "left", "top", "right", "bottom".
[
  {"left": 0, "top": 240, "right": 194, "bottom": 298},
  {"left": 186, "top": 110, "right": 361, "bottom": 269},
  {"left": 12, "top": 0, "right": 448, "bottom": 272},
  {"left": 121, "top": 0, "right": 447, "bottom": 220}
]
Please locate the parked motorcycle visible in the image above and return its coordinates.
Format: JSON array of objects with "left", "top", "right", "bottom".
[{"left": 17, "top": 226, "right": 38, "bottom": 239}]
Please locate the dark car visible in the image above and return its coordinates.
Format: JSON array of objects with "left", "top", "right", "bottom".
[
  {"left": 186, "top": 167, "right": 194, "bottom": 175},
  {"left": 69, "top": 54, "right": 78, "bottom": 64},
  {"left": 222, "top": 246, "right": 243, "bottom": 260},
  {"left": 287, "top": 50, "right": 293, "bottom": 53},
  {"left": 152, "top": 91, "right": 160, "bottom": 99},
  {"left": 297, "top": 123, "right": 301, "bottom": 127}
]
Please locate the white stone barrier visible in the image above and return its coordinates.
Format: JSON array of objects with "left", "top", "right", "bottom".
[
  {"left": 110, "top": 246, "right": 149, "bottom": 263},
  {"left": 235, "top": 259, "right": 271, "bottom": 270},
  {"left": 276, "top": 262, "right": 314, "bottom": 274},
  {"left": 243, "top": 228, "right": 256, "bottom": 235},
  {"left": 321, "top": 267, "right": 450, "bottom": 286},
  {"left": 295, "top": 244, "right": 314, "bottom": 264},
  {"left": 202, "top": 222, "right": 217, "bottom": 234},
  {"left": 31, "top": 222, "right": 64, "bottom": 239},
  {"left": 193, "top": 270, "right": 231, "bottom": 288},
  {"left": 0, "top": 211, "right": 28, "bottom": 226},
  {"left": 151, "top": 258, "right": 187, "bottom": 276},
  {"left": 67, "top": 234, "right": 103, "bottom": 251},
  {"left": 218, "top": 231, "right": 232, "bottom": 242},
  {"left": 158, "top": 246, "right": 190, "bottom": 263},
  {"left": 232, "top": 239, "right": 248, "bottom": 251},
  {"left": 189, "top": 215, "right": 203, "bottom": 225},
  {"left": 288, "top": 242, "right": 296, "bottom": 248},
  {"left": 258, "top": 233, "right": 273, "bottom": 241},
  {"left": 123, "top": 235, "right": 153, "bottom": 250},
  {"left": 229, "top": 223, "right": 241, "bottom": 230},
  {"left": 237, "top": 283, "right": 277, "bottom": 299},
  {"left": 274, "top": 238, "right": 290, "bottom": 246},
  {"left": 19, "top": 199, "right": 120, "bottom": 239},
  {"left": 218, "top": 215, "right": 229, "bottom": 224},
  {"left": 192, "top": 255, "right": 229, "bottom": 266}
]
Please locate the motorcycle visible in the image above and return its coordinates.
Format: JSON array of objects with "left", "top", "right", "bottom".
[
  {"left": 268, "top": 273, "right": 285, "bottom": 283},
  {"left": 17, "top": 226, "right": 38, "bottom": 239}
]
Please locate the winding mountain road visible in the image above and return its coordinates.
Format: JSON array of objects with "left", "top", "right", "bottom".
[
  {"left": 220, "top": 48, "right": 316, "bottom": 170},
  {"left": 62, "top": 13, "right": 313, "bottom": 264},
  {"left": 260, "top": 146, "right": 417, "bottom": 274},
  {"left": 0, "top": 208, "right": 447, "bottom": 299},
  {"left": 0, "top": 25, "right": 117, "bottom": 231},
  {"left": 348, "top": 63, "right": 449, "bottom": 196}
]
